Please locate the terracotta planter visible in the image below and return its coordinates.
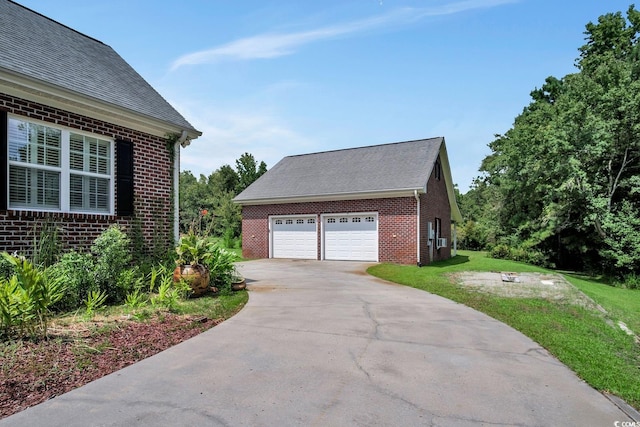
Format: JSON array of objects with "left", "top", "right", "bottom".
[
  {"left": 173, "top": 264, "right": 210, "bottom": 296},
  {"left": 231, "top": 279, "right": 246, "bottom": 291}
]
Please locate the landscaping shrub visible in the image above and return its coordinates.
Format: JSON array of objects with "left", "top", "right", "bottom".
[
  {"left": 458, "top": 220, "right": 489, "bottom": 251},
  {"left": 83, "top": 289, "right": 108, "bottom": 319},
  {"left": 31, "top": 219, "right": 62, "bottom": 268},
  {"left": 204, "top": 244, "right": 237, "bottom": 292},
  {"left": 221, "top": 227, "right": 237, "bottom": 249},
  {"left": 91, "top": 225, "right": 132, "bottom": 303},
  {"left": 489, "top": 243, "right": 549, "bottom": 268},
  {"left": 115, "top": 267, "right": 144, "bottom": 303},
  {"left": 0, "top": 255, "right": 14, "bottom": 280},
  {"left": 47, "top": 251, "right": 97, "bottom": 313},
  {"left": 615, "top": 273, "right": 640, "bottom": 290},
  {"left": 124, "top": 288, "right": 148, "bottom": 309},
  {"left": 150, "top": 274, "right": 190, "bottom": 311},
  {"left": 489, "top": 243, "right": 511, "bottom": 260},
  {"left": 0, "top": 253, "right": 66, "bottom": 338},
  {"left": 625, "top": 273, "right": 640, "bottom": 290}
]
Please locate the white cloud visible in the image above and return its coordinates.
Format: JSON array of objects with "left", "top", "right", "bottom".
[
  {"left": 176, "top": 105, "right": 315, "bottom": 176},
  {"left": 170, "top": 0, "right": 517, "bottom": 70}
]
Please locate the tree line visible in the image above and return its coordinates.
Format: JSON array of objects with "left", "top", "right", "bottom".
[
  {"left": 179, "top": 152, "right": 267, "bottom": 241},
  {"left": 458, "top": 5, "right": 640, "bottom": 280}
]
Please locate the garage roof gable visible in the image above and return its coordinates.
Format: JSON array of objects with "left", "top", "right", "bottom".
[{"left": 235, "top": 137, "right": 462, "bottom": 222}]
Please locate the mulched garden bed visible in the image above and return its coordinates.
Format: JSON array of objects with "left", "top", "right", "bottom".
[{"left": 0, "top": 313, "right": 221, "bottom": 419}]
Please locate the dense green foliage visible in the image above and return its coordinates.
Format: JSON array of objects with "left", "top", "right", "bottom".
[
  {"left": 459, "top": 6, "right": 640, "bottom": 278},
  {"left": 368, "top": 251, "right": 640, "bottom": 409},
  {"left": 91, "top": 225, "right": 132, "bottom": 303},
  {"left": 1, "top": 221, "right": 244, "bottom": 339},
  {"left": 47, "top": 251, "right": 96, "bottom": 312},
  {"left": 179, "top": 152, "right": 267, "bottom": 237},
  {"left": 0, "top": 254, "right": 66, "bottom": 338}
]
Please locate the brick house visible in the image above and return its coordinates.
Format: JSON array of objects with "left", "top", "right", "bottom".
[
  {"left": 0, "top": 1, "right": 201, "bottom": 255},
  {"left": 234, "top": 138, "right": 462, "bottom": 265}
]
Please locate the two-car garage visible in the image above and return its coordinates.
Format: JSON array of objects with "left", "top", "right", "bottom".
[{"left": 270, "top": 213, "right": 378, "bottom": 262}]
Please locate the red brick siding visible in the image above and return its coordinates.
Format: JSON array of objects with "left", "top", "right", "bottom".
[
  {"left": 0, "top": 93, "right": 173, "bottom": 256},
  {"left": 419, "top": 156, "right": 452, "bottom": 265},
  {"left": 242, "top": 197, "right": 418, "bottom": 265},
  {"left": 241, "top": 156, "right": 455, "bottom": 266}
]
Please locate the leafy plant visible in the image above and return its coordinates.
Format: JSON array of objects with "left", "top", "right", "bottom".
[
  {"left": 124, "top": 288, "right": 148, "bottom": 309},
  {"left": 0, "top": 275, "right": 22, "bottom": 337},
  {"left": 31, "top": 219, "right": 62, "bottom": 268},
  {"left": 151, "top": 276, "right": 179, "bottom": 310},
  {"left": 147, "top": 265, "right": 166, "bottom": 293},
  {"left": 616, "top": 273, "right": 640, "bottom": 290},
  {"left": 92, "top": 225, "right": 132, "bottom": 302},
  {"left": 175, "top": 231, "right": 213, "bottom": 266},
  {"left": 0, "top": 253, "right": 66, "bottom": 337},
  {"left": 84, "top": 290, "right": 108, "bottom": 319},
  {"left": 0, "top": 254, "right": 15, "bottom": 281},
  {"left": 47, "top": 251, "right": 97, "bottom": 312},
  {"left": 204, "top": 244, "right": 237, "bottom": 291},
  {"left": 116, "top": 267, "right": 144, "bottom": 302},
  {"left": 173, "top": 279, "right": 193, "bottom": 300},
  {"left": 489, "top": 244, "right": 511, "bottom": 260}
]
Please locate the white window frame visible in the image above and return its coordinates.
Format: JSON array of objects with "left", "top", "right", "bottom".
[{"left": 6, "top": 115, "right": 115, "bottom": 215}]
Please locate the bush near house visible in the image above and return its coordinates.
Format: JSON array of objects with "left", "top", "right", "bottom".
[{"left": 0, "top": 224, "right": 242, "bottom": 341}]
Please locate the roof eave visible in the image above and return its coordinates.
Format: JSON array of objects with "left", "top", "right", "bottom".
[
  {"left": 438, "top": 140, "right": 463, "bottom": 223},
  {"left": 0, "top": 69, "right": 201, "bottom": 140},
  {"left": 234, "top": 188, "right": 423, "bottom": 206}
]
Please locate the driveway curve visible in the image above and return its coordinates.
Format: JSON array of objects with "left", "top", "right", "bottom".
[{"left": 1, "top": 259, "right": 631, "bottom": 426}]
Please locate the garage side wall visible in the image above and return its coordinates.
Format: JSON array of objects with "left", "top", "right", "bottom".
[
  {"left": 241, "top": 197, "right": 418, "bottom": 264},
  {"left": 419, "top": 158, "right": 452, "bottom": 265}
]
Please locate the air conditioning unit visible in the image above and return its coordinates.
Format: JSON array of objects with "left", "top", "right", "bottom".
[{"left": 437, "top": 238, "right": 447, "bottom": 248}]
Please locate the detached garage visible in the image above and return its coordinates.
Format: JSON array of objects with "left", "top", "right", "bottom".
[{"left": 234, "top": 138, "right": 462, "bottom": 265}]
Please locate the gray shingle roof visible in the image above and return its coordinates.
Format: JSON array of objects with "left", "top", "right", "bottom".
[
  {"left": 235, "top": 138, "right": 444, "bottom": 202},
  {"left": 0, "top": 0, "right": 198, "bottom": 133}
]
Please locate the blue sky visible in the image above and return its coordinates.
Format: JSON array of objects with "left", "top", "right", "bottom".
[{"left": 17, "top": 0, "right": 634, "bottom": 192}]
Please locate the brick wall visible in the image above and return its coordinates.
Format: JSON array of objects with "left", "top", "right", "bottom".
[
  {"left": 242, "top": 197, "right": 418, "bottom": 264},
  {"left": 419, "top": 156, "right": 452, "bottom": 265},
  {"left": 0, "top": 93, "right": 174, "bottom": 256},
  {"left": 241, "top": 157, "right": 455, "bottom": 266}
]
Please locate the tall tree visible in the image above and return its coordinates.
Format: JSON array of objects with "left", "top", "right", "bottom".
[
  {"left": 476, "top": 6, "right": 640, "bottom": 275},
  {"left": 208, "top": 164, "right": 239, "bottom": 195},
  {"left": 179, "top": 153, "right": 268, "bottom": 238},
  {"left": 235, "top": 152, "right": 267, "bottom": 194}
]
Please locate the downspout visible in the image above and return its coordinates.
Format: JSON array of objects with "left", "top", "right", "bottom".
[
  {"left": 453, "top": 222, "right": 458, "bottom": 257},
  {"left": 414, "top": 189, "right": 420, "bottom": 267},
  {"left": 174, "top": 131, "right": 189, "bottom": 243}
]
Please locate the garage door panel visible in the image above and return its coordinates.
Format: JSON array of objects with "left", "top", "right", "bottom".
[
  {"left": 272, "top": 217, "right": 317, "bottom": 259},
  {"left": 324, "top": 214, "right": 378, "bottom": 262}
]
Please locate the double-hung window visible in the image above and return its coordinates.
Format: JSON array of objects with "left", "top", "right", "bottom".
[{"left": 7, "top": 117, "right": 113, "bottom": 214}]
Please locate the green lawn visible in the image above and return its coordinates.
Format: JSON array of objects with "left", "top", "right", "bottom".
[
  {"left": 368, "top": 250, "right": 640, "bottom": 409},
  {"left": 565, "top": 273, "right": 640, "bottom": 333}
]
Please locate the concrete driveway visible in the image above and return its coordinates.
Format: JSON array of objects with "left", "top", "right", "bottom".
[{"left": 1, "top": 259, "right": 631, "bottom": 426}]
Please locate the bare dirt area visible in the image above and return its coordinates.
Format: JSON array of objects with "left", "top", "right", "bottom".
[
  {"left": 0, "top": 313, "right": 222, "bottom": 420},
  {"left": 451, "top": 271, "right": 603, "bottom": 310}
]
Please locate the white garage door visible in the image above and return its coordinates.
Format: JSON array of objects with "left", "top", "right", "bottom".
[
  {"left": 271, "top": 216, "right": 317, "bottom": 259},
  {"left": 323, "top": 214, "right": 378, "bottom": 261}
]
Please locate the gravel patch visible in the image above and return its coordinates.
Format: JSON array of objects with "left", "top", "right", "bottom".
[{"left": 451, "top": 271, "right": 603, "bottom": 311}]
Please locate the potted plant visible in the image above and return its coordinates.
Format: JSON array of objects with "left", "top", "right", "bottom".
[
  {"left": 230, "top": 266, "right": 246, "bottom": 291},
  {"left": 173, "top": 231, "right": 212, "bottom": 296}
]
